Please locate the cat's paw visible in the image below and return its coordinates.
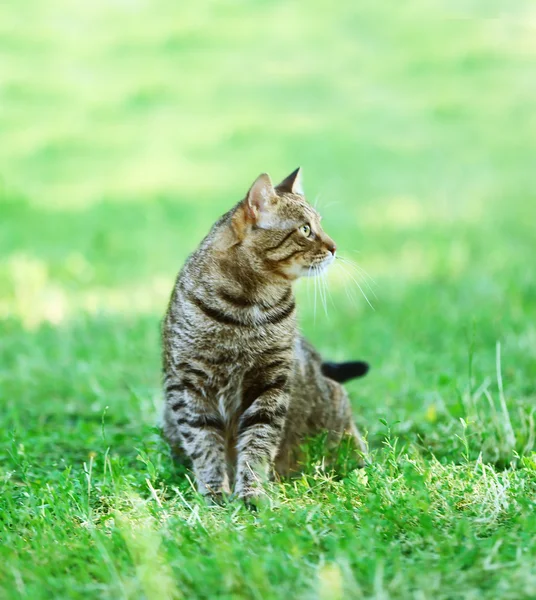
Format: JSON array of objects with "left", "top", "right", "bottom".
[
  {"left": 204, "top": 491, "right": 232, "bottom": 507},
  {"left": 233, "top": 487, "right": 270, "bottom": 511},
  {"left": 242, "top": 498, "right": 259, "bottom": 512}
]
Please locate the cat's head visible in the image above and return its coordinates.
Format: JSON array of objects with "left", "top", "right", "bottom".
[{"left": 231, "top": 169, "right": 337, "bottom": 280}]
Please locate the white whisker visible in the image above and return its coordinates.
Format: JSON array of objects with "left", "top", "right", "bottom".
[
  {"left": 313, "top": 265, "right": 318, "bottom": 322},
  {"left": 318, "top": 200, "right": 341, "bottom": 211},
  {"left": 325, "top": 268, "right": 336, "bottom": 309},
  {"left": 335, "top": 259, "right": 375, "bottom": 310},
  {"left": 344, "top": 267, "right": 375, "bottom": 310},
  {"left": 319, "top": 267, "right": 328, "bottom": 317},
  {"left": 337, "top": 255, "right": 377, "bottom": 298},
  {"left": 337, "top": 254, "right": 376, "bottom": 283},
  {"left": 335, "top": 261, "right": 359, "bottom": 305}
]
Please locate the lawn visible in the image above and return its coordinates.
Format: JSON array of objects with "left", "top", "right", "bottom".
[{"left": 1, "top": 1, "right": 536, "bottom": 598}]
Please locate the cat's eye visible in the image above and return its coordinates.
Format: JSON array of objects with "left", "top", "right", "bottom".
[{"left": 299, "top": 224, "right": 312, "bottom": 238}]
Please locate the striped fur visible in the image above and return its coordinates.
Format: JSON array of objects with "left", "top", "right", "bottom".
[{"left": 162, "top": 170, "right": 367, "bottom": 501}]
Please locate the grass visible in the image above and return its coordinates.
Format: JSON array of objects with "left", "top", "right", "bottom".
[{"left": 1, "top": 1, "right": 536, "bottom": 598}]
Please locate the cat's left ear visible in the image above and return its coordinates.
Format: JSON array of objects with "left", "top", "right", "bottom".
[
  {"left": 245, "top": 173, "right": 275, "bottom": 222},
  {"left": 232, "top": 173, "right": 276, "bottom": 239},
  {"left": 275, "top": 167, "right": 304, "bottom": 195}
]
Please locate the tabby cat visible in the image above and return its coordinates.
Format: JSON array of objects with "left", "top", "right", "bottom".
[{"left": 162, "top": 169, "right": 369, "bottom": 503}]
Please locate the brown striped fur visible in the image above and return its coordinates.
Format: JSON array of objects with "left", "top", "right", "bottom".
[{"left": 162, "top": 169, "right": 367, "bottom": 502}]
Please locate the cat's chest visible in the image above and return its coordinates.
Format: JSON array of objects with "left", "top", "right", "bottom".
[
  {"left": 217, "top": 389, "right": 241, "bottom": 426},
  {"left": 213, "top": 368, "right": 246, "bottom": 425},
  {"left": 209, "top": 351, "right": 283, "bottom": 423}
]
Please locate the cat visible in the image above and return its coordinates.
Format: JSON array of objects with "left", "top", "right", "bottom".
[{"left": 161, "top": 168, "right": 369, "bottom": 503}]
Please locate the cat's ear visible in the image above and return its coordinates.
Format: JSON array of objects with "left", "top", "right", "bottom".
[
  {"left": 245, "top": 173, "right": 275, "bottom": 222},
  {"left": 232, "top": 173, "right": 276, "bottom": 239},
  {"left": 275, "top": 167, "right": 304, "bottom": 195}
]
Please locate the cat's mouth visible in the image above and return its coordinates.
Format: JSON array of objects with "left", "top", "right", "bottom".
[{"left": 303, "top": 254, "right": 335, "bottom": 276}]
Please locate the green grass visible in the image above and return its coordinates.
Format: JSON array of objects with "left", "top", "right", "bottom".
[{"left": 2, "top": 1, "right": 536, "bottom": 598}]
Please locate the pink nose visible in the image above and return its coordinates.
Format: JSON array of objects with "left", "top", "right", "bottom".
[{"left": 327, "top": 242, "right": 337, "bottom": 255}]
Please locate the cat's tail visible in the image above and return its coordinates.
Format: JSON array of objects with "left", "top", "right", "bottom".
[{"left": 321, "top": 360, "right": 369, "bottom": 383}]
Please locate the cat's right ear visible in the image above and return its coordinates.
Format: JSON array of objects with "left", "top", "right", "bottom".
[
  {"left": 275, "top": 167, "right": 304, "bottom": 195},
  {"left": 232, "top": 173, "right": 275, "bottom": 239}
]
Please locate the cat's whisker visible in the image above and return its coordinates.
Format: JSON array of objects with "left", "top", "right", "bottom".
[
  {"left": 345, "top": 268, "right": 376, "bottom": 299},
  {"left": 314, "top": 266, "right": 324, "bottom": 319},
  {"left": 335, "top": 258, "right": 375, "bottom": 298},
  {"left": 337, "top": 254, "right": 376, "bottom": 284},
  {"left": 335, "top": 260, "right": 374, "bottom": 309},
  {"left": 351, "top": 264, "right": 377, "bottom": 289},
  {"left": 306, "top": 265, "right": 313, "bottom": 303},
  {"left": 344, "top": 282, "right": 357, "bottom": 305},
  {"left": 334, "top": 261, "right": 359, "bottom": 305},
  {"left": 319, "top": 267, "right": 329, "bottom": 318},
  {"left": 339, "top": 261, "right": 375, "bottom": 310},
  {"left": 325, "top": 268, "right": 336, "bottom": 308},
  {"left": 313, "top": 265, "right": 318, "bottom": 322},
  {"left": 315, "top": 266, "right": 324, "bottom": 320},
  {"left": 336, "top": 256, "right": 377, "bottom": 298},
  {"left": 341, "top": 250, "right": 377, "bottom": 280},
  {"left": 318, "top": 200, "right": 341, "bottom": 211}
]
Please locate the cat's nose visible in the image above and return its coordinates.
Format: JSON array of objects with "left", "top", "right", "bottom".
[{"left": 326, "top": 241, "right": 337, "bottom": 255}]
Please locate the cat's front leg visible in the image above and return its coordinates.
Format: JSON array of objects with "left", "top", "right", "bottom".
[
  {"left": 235, "top": 384, "right": 290, "bottom": 502},
  {"left": 163, "top": 383, "right": 230, "bottom": 499}
]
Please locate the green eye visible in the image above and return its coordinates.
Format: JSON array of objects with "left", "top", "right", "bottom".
[{"left": 299, "top": 224, "right": 312, "bottom": 238}]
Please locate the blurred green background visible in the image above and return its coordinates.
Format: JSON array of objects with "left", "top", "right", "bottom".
[{"left": 1, "top": 2, "right": 536, "bottom": 598}]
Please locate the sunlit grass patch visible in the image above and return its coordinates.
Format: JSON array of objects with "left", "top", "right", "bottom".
[
  {"left": 114, "top": 495, "right": 182, "bottom": 600},
  {"left": 0, "top": 253, "right": 171, "bottom": 327}
]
